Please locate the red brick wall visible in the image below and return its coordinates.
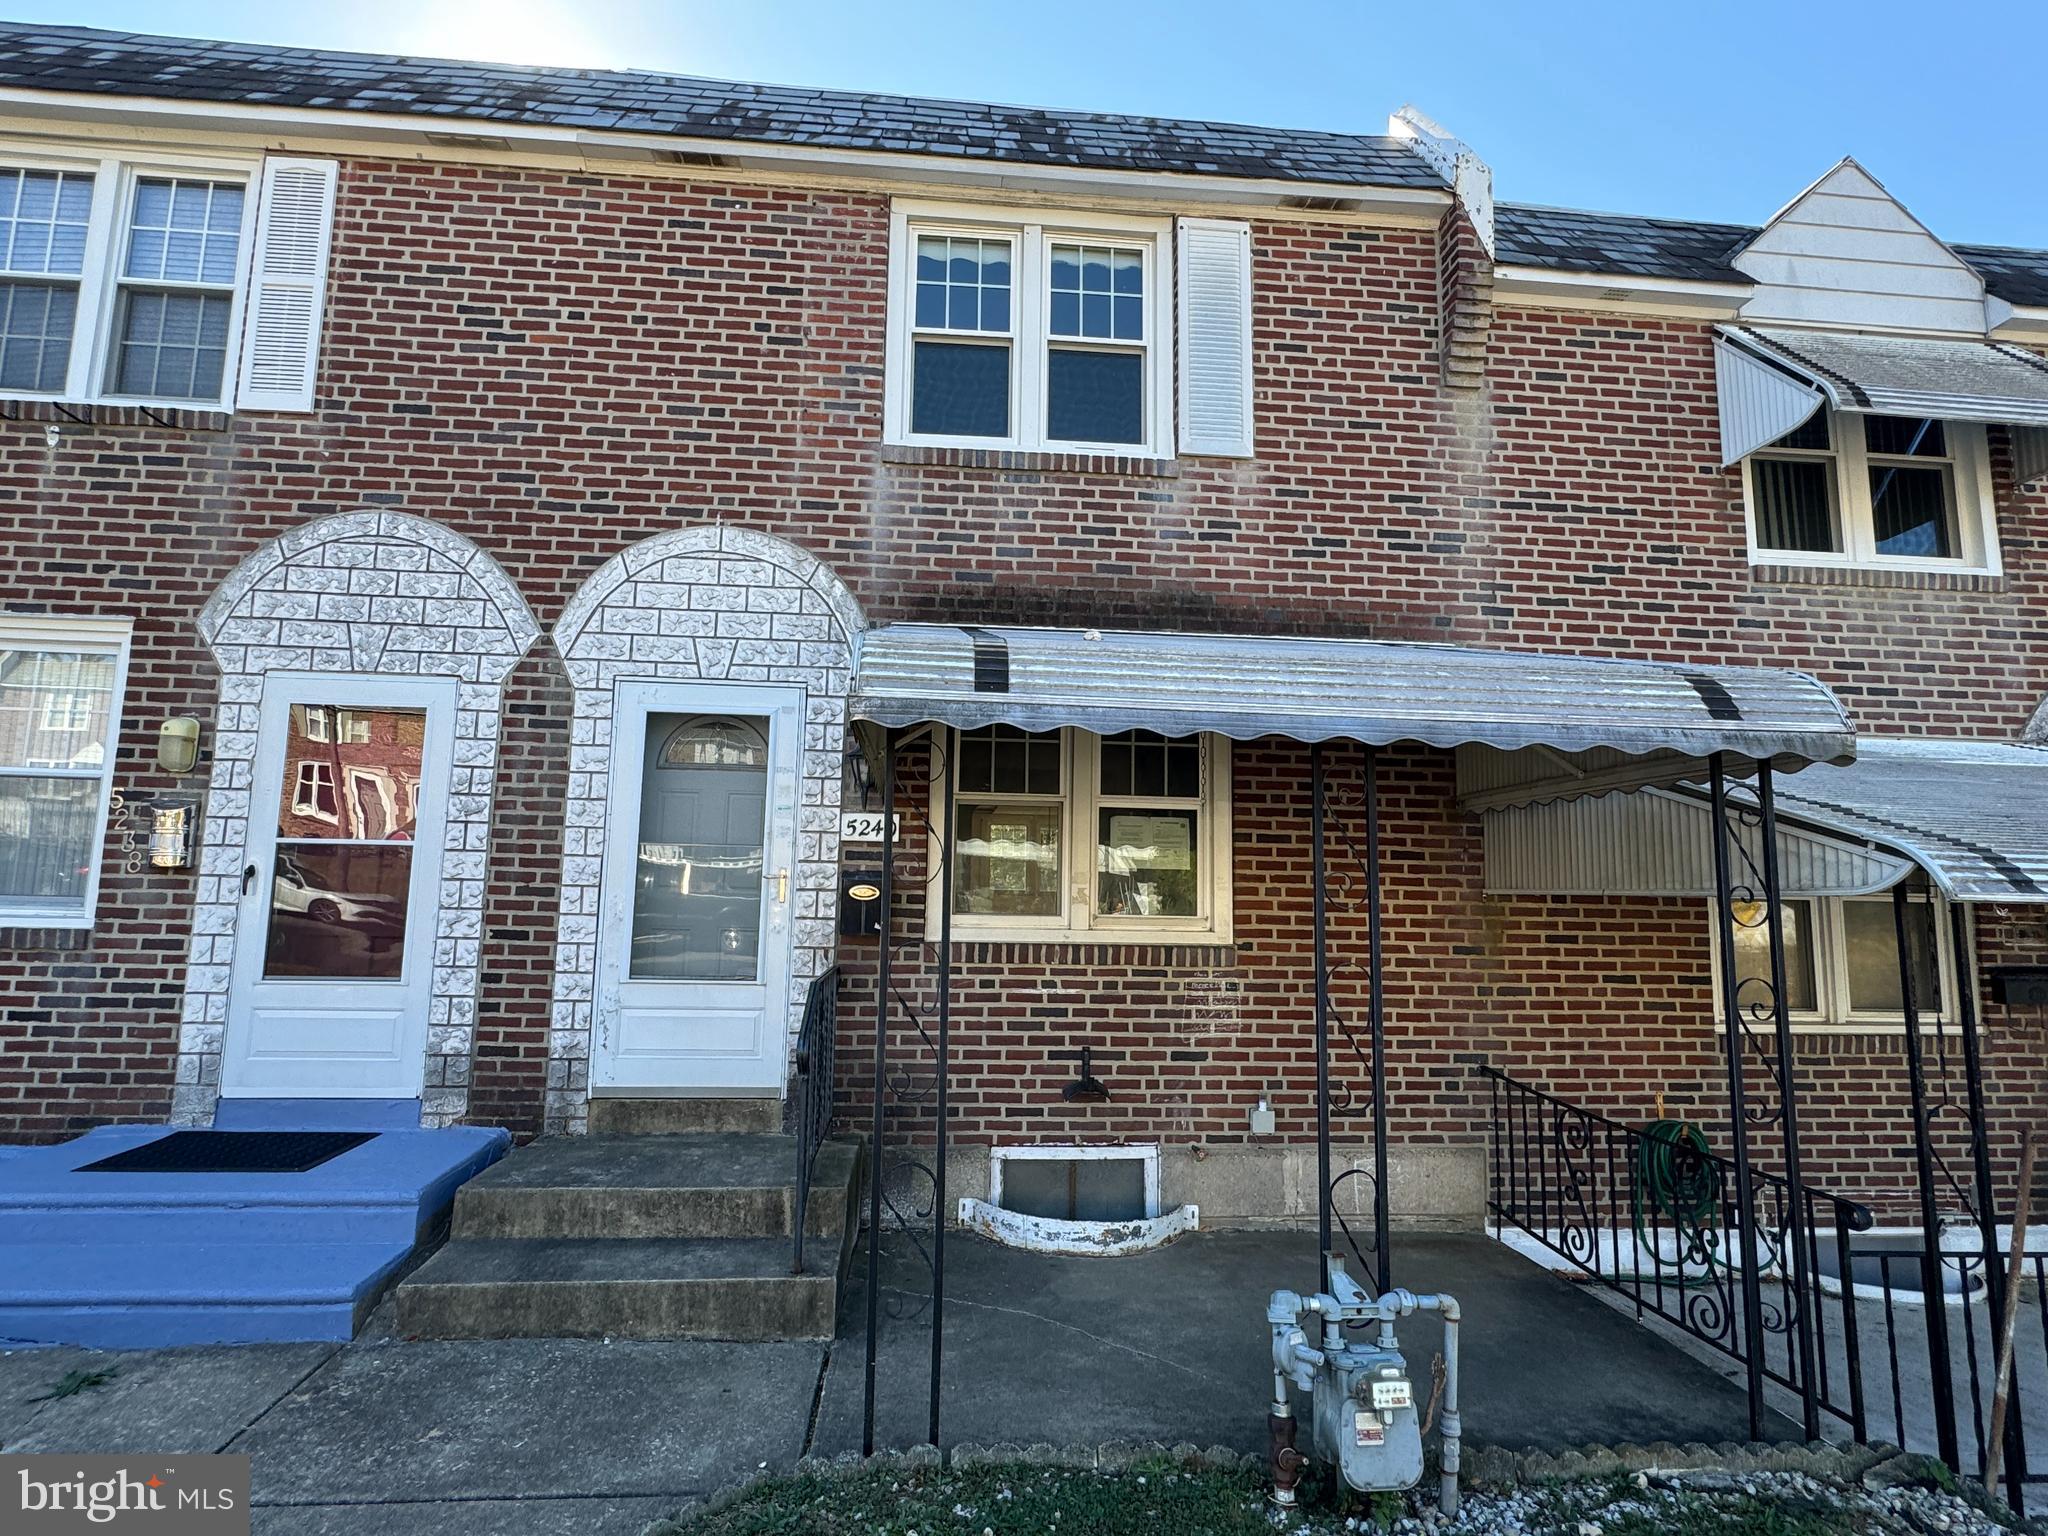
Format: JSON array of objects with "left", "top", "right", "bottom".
[
  {"left": 834, "top": 743, "right": 2048, "bottom": 1215},
  {"left": 0, "top": 152, "right": 2040, "bottom": 1171}
]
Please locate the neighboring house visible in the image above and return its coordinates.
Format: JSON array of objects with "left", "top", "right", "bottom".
[{"left": 0, "top": 22, "right": 2039, "bottom": 1241}]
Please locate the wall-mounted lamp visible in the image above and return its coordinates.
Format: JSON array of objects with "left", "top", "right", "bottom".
[{"left": 157, "top": 717, "right": 202, "bottom": 776}]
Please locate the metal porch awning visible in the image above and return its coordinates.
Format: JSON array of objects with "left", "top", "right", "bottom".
[
  {"left": 1772, "top": 738, "right": 2048, "bottom": 903},
  {"left": 1482, "top": 737, "right": 2048, "bottom": 903},
  {"left": 1714, "top": 324, "right": 2048, "bottom": 471},
  {"left": 851, "top": 624, "right": 1855, "bottom": 807}
]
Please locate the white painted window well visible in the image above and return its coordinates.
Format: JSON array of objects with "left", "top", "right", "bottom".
[
  {"left": 963, "top": 1144, "right": 1199, "bottom": 1255},
  {"left": 0, "top": 616, "right": 132, "bottom": 928},
  {"left": 1742, "top": 410, "right": 1998, "bottom": 574},
  {"left": 0, "top": 148, "right": 337, "bottom": 412},
  {"left": 1714, "top": 891, "right": 1959, "bottom": 1032},
  {"left": 932, "top": 725, "right": 1233, "bottom": 944}
]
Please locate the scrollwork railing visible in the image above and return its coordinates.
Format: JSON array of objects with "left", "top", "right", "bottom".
[{"left": 791, "top": 964, "right": 839, "bottom": 1276}]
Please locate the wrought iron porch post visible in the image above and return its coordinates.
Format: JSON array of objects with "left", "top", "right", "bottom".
[
  {"left": 1894, "top": 881, "right": 1961, "bottom": 1469},
  {"left": 1952, "top": 900, "right": 2027, "bottom": 1497},
  {"left": 1756, "top": 764, "right": 1821, "bottom": 1440},
  {"left": 860, "top": 727, "right": 897, "bottom": 1458},
  {"left": 1312, "top": 743, "right": 1332, "bottom": 1294},
  {"left": 1707, "top": 752, "right": 1769, "bottom": 1440},
  {"left": 1365, "top": 743, "right": 1390, "bottom": 1293},
  {"left": 928, "top": 729, "right": 955, "bottom": 1449}
]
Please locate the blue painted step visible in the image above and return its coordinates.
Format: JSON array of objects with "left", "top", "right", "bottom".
[{"left": 0, "top": 1107, "right": 509, "bottom": 1349}]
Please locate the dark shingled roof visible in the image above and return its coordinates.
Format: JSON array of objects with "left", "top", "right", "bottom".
[
  {"left": 1953, "top": 244, "right": 2048, "bottom": 309},
  {"left": 0, "top": 22, "right": 1446, "bottom": 191},
  {"left": 1499, "top": 203, "right": 2048, "bottom": 309},
  {"left": 1495, "top": 203, "right": 1756, "bottom": 284}
]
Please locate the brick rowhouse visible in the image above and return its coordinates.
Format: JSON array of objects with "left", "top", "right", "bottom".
[{"left": 0, "top": 37, "right": 2040, "bottom": 1228}]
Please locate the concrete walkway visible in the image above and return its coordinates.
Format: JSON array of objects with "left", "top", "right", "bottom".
[{"left": 0, "top": 1229, "right": 1784, "bottom": 1536}]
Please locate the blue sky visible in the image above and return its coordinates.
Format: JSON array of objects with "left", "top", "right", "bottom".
[{"left": 32, "top": 0, "right": 2048, "bottom": 248}]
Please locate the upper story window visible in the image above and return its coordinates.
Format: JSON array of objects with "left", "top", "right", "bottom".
[
  {"left": 0, "top": 149, "right": 338, "bottom": 415},
  {"left": 0, "top": 617, "right": 132, "bottom": 929},
  {"left": 1743, "top": 411, "right": 1997, "bottom": 572},
  {"left": 937, "top": 724, "right": 1233, "bottom": 943},
  {"left": 0, "top": 155, "right": 258, "bottom": 410},
  {"left": 886, "top": 202, "right": 1177, "bottom": 458}
]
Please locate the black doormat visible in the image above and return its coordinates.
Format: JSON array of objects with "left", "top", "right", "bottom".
[{"left": 78, "top": 1130, "right": 377, "bottom": 1174}]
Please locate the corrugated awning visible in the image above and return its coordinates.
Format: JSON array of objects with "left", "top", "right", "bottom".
[
  {"left": 1714, "top": 324, "right": 2048, "bottom": 466},
  {"left": 852, "top": 624, "right": 1855, "bottom": 808},
  {"left": 1479, "top": 738, "right": 2048, "bottom": 903},
  {"left": 1771, "top": 738, "right": 2048, "bottom": 904}
]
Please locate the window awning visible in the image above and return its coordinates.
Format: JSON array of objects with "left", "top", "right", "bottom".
[
  {"left": 1714, "top": 324, "right": 2048, "bottom": 468},
  {"left": 851, "top": 624, "right": 1855, "bottom": 808},
  {"left": 1771, "top": 738, "right": 2048, "bottom": 904},
  {"left": 1480, "top": 738, "right": 2048, "bottom": 903}
]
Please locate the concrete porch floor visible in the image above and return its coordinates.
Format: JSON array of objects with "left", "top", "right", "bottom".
[
  {"left": 816, "top": 1227, "right": 1795, "bottom": 1456},
  {"left": 0, "top": 1228, "right": 1790, "bottom": 1536}
]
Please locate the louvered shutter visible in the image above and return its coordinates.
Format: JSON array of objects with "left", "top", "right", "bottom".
[
  {"left": 1176, "top": 217, "right": 1254, "bottom": 457},
  {"left": 234, "top": 157, "right": 339, "bottom": 412}
]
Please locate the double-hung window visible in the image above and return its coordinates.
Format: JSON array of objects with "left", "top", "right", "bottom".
[
  {"left": 0, "top": 147, "right": 339, "bottom": 411},
  {"left": 1722, "top": 891, "right": 1954, "bottom": 1030},
  {"left": 889, "top": 203, "right": 1174, "bottom": 457},
  {"left": 0, "top": 617, "right": 132, "bottom": 928},
  {"left": 941, "top": 724, "right": 1231, "bottom": 942},
  {"left": 1743, "top": 410, "right": 1997, "bottom": 572}
]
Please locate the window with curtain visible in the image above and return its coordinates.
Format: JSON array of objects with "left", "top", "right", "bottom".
[{"left": 0, "top": 624, "right": 129, "bottom": 926}]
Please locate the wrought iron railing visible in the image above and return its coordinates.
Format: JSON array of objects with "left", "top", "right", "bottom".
[
  {"left": 791, "top": 965, "right": 839, "bottom": 1276},
  {"left": 1479, "top": 1065, "right": 1877, "bottom": 1439}
]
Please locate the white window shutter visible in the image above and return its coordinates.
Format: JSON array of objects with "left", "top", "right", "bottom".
[
  {"left": 1176, "top": 217, "right": 1254, "bottom": 457},
  {"left": 235, "top": 157, "right": 339, "bottom": 412}
]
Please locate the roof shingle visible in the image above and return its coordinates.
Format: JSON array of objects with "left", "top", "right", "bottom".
[{"left": 0, "top": 22, "right": 1447, "bottom": 191}]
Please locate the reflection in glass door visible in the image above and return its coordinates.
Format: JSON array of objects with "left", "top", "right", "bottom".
[
  {"left": 632, "top": 715, "right": 769, "bottom": 982},
  {"left": 264, "top": 703, "right": 423, "bottom": 980}
]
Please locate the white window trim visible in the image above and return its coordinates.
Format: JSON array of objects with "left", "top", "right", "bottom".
[
  {"left": 1740, "top": 411, "right": 2001, "bottom": 576},
  {"left": 290, "top": 759, "right": 338, "bottom": 821},
  {"left": 0, "top": 144, "right": 261, "bottom": 412},
  {"left": 989, "top": 1143, "right": 1162, "bottom": 1220},
  {"left": 1709, "top": 890, "right": 1961, "bottom": 1035},
  {"left": 926, "top": 727, "right": 1233, "bottom": 946},
  {"left": 884, "top": 198, "right": 1175, "bottom": 458},
  {"left": 0, "top": 614, "right": 132, "bottom": 929}
]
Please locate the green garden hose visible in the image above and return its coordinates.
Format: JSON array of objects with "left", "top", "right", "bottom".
[{"left": 1633, "top": 1118, "right": 1727, "bottom": 1283}]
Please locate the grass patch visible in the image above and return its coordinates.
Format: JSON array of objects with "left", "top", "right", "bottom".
[
  {"left": 657, "top": 1460, "right": 1899, "bottom": 1536},
  {"left": 664, "top": 1460, "right": 1274, "bottom": 1536},
  {"left": 28, "top": 1366, "right": 118, "bottom": 1403}
]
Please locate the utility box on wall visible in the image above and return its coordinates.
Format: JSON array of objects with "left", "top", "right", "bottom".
[{"left": 1988, "top": 967, "right": 2048, "bottom": 1007}]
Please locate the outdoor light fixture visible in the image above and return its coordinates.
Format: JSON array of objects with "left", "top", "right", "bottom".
[{"left": 157, "top": 717, "right": 201, "bottom": 775}]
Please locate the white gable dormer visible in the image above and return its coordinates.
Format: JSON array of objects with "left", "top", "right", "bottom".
[{"left": 1733, "top": 159, "right": 1987, "bottom": 334}]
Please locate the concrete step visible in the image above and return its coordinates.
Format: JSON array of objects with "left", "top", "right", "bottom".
[
  {"left": 0, "top": 1118, "right": 510, "bottom": 1346},
  {"left": 0, "top": 1240, "right": 413, "bottom": 1348},
  {"left": 586, "top": 1098, "right": 783, "bottom": 1135},
  {"left": 394, "top": 1235, "right": 843, "bottom": 1341},
  {"left": 451, "top": 1135, "right": 859, "bottom": 1242}
]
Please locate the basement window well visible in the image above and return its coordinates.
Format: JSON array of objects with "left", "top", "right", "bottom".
[{"left": 960, "top": 1145, "right": 1198, "bottom": 1255}]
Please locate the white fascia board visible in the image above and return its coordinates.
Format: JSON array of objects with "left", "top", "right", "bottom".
[
  {"left": 1988, "top": 300, "right": 2048, "bottom": 345},
  {"left": 0, "top": 88, "right": 1452, "bottom": 223},
  {"left": 1492, "top": 263, "right": 1749, "bottom": 319}
]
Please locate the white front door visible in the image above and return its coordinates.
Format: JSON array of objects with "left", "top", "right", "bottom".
[
  {"left": 221, "top": 674, "right": 455, "bottom": 1099},
  {"left": 592, "top": 681, "right": 803, "bottom": 1096}
]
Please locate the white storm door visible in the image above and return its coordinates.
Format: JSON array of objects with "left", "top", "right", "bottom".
[
  {"left": 221, "top": 674, "right": 455, "bottom": 1099},
  {"left": 592, "top": 681, "right": 804, "bottom": 1095}
]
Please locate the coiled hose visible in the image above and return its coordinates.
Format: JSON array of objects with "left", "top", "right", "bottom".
[{"left": 1633, "top": 1118, "right": 1725, "bottom": 1282}]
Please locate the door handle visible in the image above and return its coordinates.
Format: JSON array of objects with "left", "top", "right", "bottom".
[
  {"left": 768, "top": 868, "right": 789, "bottom": 903},
  {"left": 242, "top": 862, "right": 259, "bottom": 896}
]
